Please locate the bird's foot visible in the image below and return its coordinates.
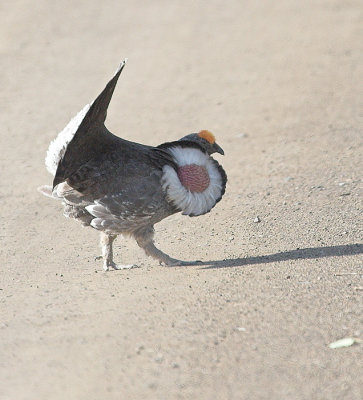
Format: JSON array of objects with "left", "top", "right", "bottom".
[
  {"left": 103, "top": 261, "right": 140, "bottom": 271},
  {"left": 161, "top": 258, "right": 202, "bottom": 267}
]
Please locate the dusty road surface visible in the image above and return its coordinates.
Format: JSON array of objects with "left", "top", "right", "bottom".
[{"left": 1, "top": 1, "right": 362, "bottom": 399}]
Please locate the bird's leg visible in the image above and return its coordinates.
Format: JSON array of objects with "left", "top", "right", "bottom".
[
  {"left": 134, "top": 226, "right": 198, "bottom": 266},
  {"left": 100, "top": 232, "right": 116, "bottom": 270},
  {"left": 99, "top": 232, "right": 139, "bottom": 271}
]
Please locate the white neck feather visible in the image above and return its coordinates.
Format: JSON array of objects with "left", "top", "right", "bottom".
[{"left": 161, "top": 146, "right": 224, "bottom": 216}]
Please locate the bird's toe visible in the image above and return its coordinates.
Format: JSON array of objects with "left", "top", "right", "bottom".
[
  {"left": 113, "top": 263, "right": 140, "bottom": 270},
  {"left": 163, "top": 258, "right": 202, "bottom": 267},
  {"left": 103, "top": 261, "right": 140, "bottom": 271}
]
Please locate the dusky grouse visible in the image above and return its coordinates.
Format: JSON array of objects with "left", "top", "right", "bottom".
[{"left": 39, "top": 60, "right": 227, "bottom": 270}]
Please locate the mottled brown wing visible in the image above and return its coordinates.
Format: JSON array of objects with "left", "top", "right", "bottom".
[
  {"left": 61, "top": 143, "right": 176, "bottom": 198},
  {"left": 62, "top": 149, "right": 179, "bottom": 227}
]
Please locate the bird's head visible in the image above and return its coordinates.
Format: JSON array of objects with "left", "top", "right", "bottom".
[{"left": 180, "top": 130, "right": 224, "bottom": 156}]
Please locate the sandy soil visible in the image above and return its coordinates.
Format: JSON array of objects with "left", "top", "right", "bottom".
[{"left": 1, "top": 1, "right": 362, "bottom": 399}]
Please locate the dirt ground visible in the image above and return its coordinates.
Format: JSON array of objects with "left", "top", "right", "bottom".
[{"left": 1, "top": 1, "right": 362, "bottom": 399}]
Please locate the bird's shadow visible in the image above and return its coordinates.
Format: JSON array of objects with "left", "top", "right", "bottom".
[{"left": 193, "top": 243, "right": 363, "bottom": 270}]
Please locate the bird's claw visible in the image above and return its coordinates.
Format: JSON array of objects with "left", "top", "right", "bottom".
[
  {"left": 162, "top": 258, "right": 202, "bottom": 267},
  {"left": 103, "top": 262, "right": 140, "bottom": 271}
]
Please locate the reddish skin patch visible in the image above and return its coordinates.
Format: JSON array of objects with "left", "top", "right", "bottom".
[{"left": 177, "top": 164, "right": 210, "bottom": 193}]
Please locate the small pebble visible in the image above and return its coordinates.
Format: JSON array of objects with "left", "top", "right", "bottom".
[
  {"left": 155, "top": 353, "right": 164, "bottom": 363},
  {"left": 136, "top": 345, "right": 144, "bottom": 354}
]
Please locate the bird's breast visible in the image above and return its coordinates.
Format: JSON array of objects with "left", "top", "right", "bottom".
[
  {"left": 161, "top": 146, "right": 227, "bottom": 216},
  {"left": 177, "top": 164, "right": 210, "bottom": 193}
]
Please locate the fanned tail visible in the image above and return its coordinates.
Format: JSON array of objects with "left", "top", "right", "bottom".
[{"left": 52, "top": 60, "right": 127, "bottom": 188}]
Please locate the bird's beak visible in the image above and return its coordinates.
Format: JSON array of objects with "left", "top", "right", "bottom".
[{"left": 213, "top": 142, "right": 224, "bottom": 155}]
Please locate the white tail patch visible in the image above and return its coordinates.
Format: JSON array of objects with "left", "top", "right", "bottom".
[
  {"left": 161, "top": 147, "right": 224, "bottom": 216},
  {"left": 53, "top": 181, "right": 84, "bottom": 198},
  {"left": 45, "top": 103, "right": 92, "bottom": 176}
]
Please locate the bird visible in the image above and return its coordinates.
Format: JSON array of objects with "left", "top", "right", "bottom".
[{"left": 38, "top": 60, "right": 227, "bottom": 271}]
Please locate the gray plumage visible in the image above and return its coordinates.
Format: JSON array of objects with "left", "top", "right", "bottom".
[{"left": 39, "top": 61, "right": 227, "bottom": 270}]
